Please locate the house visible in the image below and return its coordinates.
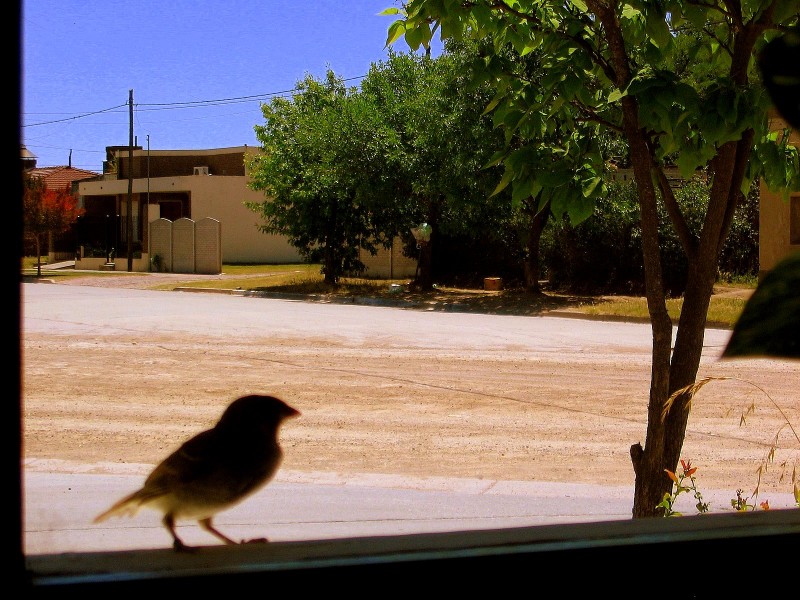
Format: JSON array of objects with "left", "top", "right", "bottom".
[
  {"left": 74, "top": 143, "right": 416, "bottom": 277},
  {"left": 23, "top": 141, "right": 415, "bottom": 277},
  {"left": 75, "top": 145, "right": 302, "bottom": 272},
  {"left": 22, "top": 145, "right": 100, "bottom": 259},
  {"left": 758, "top": 109, "right": 800, "bottom": 279}
]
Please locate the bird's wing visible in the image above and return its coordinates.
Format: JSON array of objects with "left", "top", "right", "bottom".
[
  {"left": 145, "top": 429, "right": 251, "bottom": 505},
  {"left": 147, "top": 429, "right": 221, "bottom": 484},
  {"left": 94, "top": 430, "right": 219, "bottom": 522},
  {"left": 157, "top": 428, "right": 281, "bottom": 504}
]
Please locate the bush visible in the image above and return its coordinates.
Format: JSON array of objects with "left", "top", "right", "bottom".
[
  {"left": 543, "top": 180, "right": 644, "bottom": 294},
  {"left": 542, "top": 177, "right": 759, "bottom": 295},
  {"left": 718, "top": 180, "right": 759, "bottom": 278}
]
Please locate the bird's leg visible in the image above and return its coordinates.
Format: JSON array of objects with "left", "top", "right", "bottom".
[
  {"left": 198, "top": 517, "right": 238, "bottom": 545},
  {"left": 164, "top": 514, "right": 194, "bottom": 552},
  {"left": 199, "top": 517, "right": 268, "bottom": 545}
]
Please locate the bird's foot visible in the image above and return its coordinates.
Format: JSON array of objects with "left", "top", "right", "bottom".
[
  {"left": 173, "top": 539, "right": 198, "bottom": 553},
  {"left": 241, "top": 537, "right": 269, "bottom": 544}
]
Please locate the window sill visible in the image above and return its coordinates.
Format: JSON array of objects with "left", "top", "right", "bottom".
[{"left": 25, "top": 508, "right": 799, "bottom": 594}]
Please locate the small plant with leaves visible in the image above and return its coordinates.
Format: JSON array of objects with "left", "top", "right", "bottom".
[
  {"left": 658, "top": 459, "right": 710, "bottom": 517},
  {"left": 663, "top": 376, "right": 799, "bottom": 511},
  {"left": 150, "top": 253, "right": 164, "bottom": 273},
  {"left": 730, "top": 489, "right": 772, "bottom": 512}
]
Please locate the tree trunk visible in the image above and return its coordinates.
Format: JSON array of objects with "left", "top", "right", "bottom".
[
  {"left": 322, "top": 236, "right": 339, "bottom": 285},
  {"left": 593, "top": 1, "right": 760, "bottom": 518},
  {"left": 414, "top": 201, "right": 439, "bottom": 292},
  {"left": 522, "top": 202, "right": 549, "bottom": 293},
  {"left": 416, "top": 238, "right": 434, "bottom": 291},
  {"left": 624, "top": 116, "right": 676, "bottom": 518},
  {"left": 323, "top": 201, "right": 339, "bottom": 285},
  {"left": 663, "top": 134, "right": 753, "bottom": 473},
  {"left": 594, "top": 3, "right": 678, "bottom": 515},
  {"left": 35, "top": 236, "right": 42, "bottom": 277}
]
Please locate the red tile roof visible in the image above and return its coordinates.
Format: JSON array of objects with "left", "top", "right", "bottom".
[{"left": 27, "top": 166, "right": 100, "bottom": 190}]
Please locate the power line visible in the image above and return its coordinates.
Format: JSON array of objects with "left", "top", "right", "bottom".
[
  {"left": 24, "top": 104, "right": 129, "bottom": 128},
  {"left": 22, "top": 75, "right": 367, "bottom": 125}
]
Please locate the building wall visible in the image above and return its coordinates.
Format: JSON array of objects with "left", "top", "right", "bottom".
[
  {"left": 78, "top": 150, "right": 303, "bottom": 266},
  {"left": 195, "top": 218, "right": 223, "bottom": 274},
  {"left": 359, "top": 237, "right": 417, "bottom": 279},
  {"left": 178, "top": 174, "right": 301, "bottom": 264},
  {"left": 119, "top": 148, "right": 249, "bottom": 179},
  {"left": 759, "top": 112, "right": 800, "bottom": 278}
]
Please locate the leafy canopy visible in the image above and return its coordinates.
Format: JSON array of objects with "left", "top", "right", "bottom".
[{"left": 383, "top": 1, "right": 800, "bottom": 213}]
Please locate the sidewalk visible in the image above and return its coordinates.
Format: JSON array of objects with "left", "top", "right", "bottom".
[
  {"left": 24, "top": 460, "right": 797, "bottom": 555},
  {"left": 23, "top": 463, "right": 630, "bottom": 554}
]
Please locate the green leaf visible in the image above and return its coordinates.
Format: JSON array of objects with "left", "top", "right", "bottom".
[
  {"left": 684, "top": 4, "right": 709, "bottom": 30},
  {"left": 482, "top": 96, "right": 501, "bottom": 116},
  {"left": 530, "top": 180, "right": 542, "bottom": 201},
  {"left": 723, "top": 252, "right": 800, "bottom": 359},
  {"left": 385, "top": 21, "right": 406, "bottom": 47},
  {"left": 561, "top": 73, "right": 583, "bottom": 100},
  {"left": 482, "top": 149, "right": 506, "bottom": 169},
  {"left": 581, "top": 176, "right": 602, "bottom": 198},
  {"left": 490, "top": 168, "right": 514, "bottom": 197},
  {"left": 566, "top": 195, "right": 596, "bottom": 225},
  {"left": 645, "top": 14, "right": 671, "bottom": 49},
  {"left": 676, "top": 147, "right": 703, "bottom": 178},
  {"left": 404, "top": 23, "right": 429, "bottom": 50},
  {"left": 608, "top": 88, "right": 626, "bottom": 103},
  {"left": 440, "top": 18, "right": 463, "bottom": 41},
  {"left": 621, "top": 6, "right": 641, "bottom": 21},
  {"left": 512, "top": 177, "right": 534, "bottom": 204},
  {"left": 550, "top": 187, "right": 595, "bottom": 226}
]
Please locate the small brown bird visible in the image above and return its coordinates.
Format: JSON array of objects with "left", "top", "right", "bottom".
[{"left": 94, "top": 394, "right": 301, "bottom": 551}]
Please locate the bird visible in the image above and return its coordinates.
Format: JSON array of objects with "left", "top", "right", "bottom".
[{"left": 93, "top": 394, "right": 301, "bottom": 551}]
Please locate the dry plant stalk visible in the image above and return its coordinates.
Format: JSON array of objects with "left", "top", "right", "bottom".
[{"left": 662, "top": 376, "right": 799, "bottom": 505}]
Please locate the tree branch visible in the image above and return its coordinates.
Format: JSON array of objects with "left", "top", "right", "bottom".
[{"left": 656, "top": 168, "right": 698, "bottom": 259}]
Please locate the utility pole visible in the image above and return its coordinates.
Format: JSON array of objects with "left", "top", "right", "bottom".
[{"left": 127, "top": 89, "right": 133, "bottom": 271}]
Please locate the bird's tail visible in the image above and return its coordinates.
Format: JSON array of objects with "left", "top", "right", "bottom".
[{"left": 93, "top": 490, "right": 150, "bottom": 523}]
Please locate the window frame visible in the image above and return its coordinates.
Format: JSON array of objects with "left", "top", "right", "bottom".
[{"left": 11, "top": 4, "right": 798, "bottom": 594}]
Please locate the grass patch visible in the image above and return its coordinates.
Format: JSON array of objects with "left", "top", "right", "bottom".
[
  {"left": 706, "top": 297, "right": 750, "bottom": 326},
  {"left": 220, "top": 263, "right": 318, "bottom": 276},
  {"left": 249, "top": 274, "right": 409, "bottom": 296},
  {"left": 578, "top": 295, "right": 748, "bottom": 328}
]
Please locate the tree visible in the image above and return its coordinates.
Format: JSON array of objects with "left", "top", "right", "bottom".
[
  {"left": 385, "top": 1, "right": 800, "bottom": 517},
  {"left": 247, "top": 71, "right": 402, "bottom": 284},
  {"left": 248, "top": 48, "right": 511, "bottom": 290},
  {"left": 463, "top": 35, "right": 610, "bottom": 292},
  {"left": 22, "top": 173, "right": 83, "bottom": 277},
  {"left": 361, "top": 46, "right": 509, "bottom": 290}
]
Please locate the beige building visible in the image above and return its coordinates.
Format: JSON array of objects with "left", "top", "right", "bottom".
[
  {"left": 74, "top": 144, "right": 416, "bottom": 277},
  {"left": 75, "top": 145, "right": 301, "bottom": 272},
  {"left": 759, "top": 111, "right": 800, "bottom": 278},
  {"left": 358, "top": 237, "right": 417, "bottom": 279}
]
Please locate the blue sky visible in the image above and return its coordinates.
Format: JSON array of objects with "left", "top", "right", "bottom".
[{"left": 22, "top": 1, "right": 440, "bottom": 172}]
